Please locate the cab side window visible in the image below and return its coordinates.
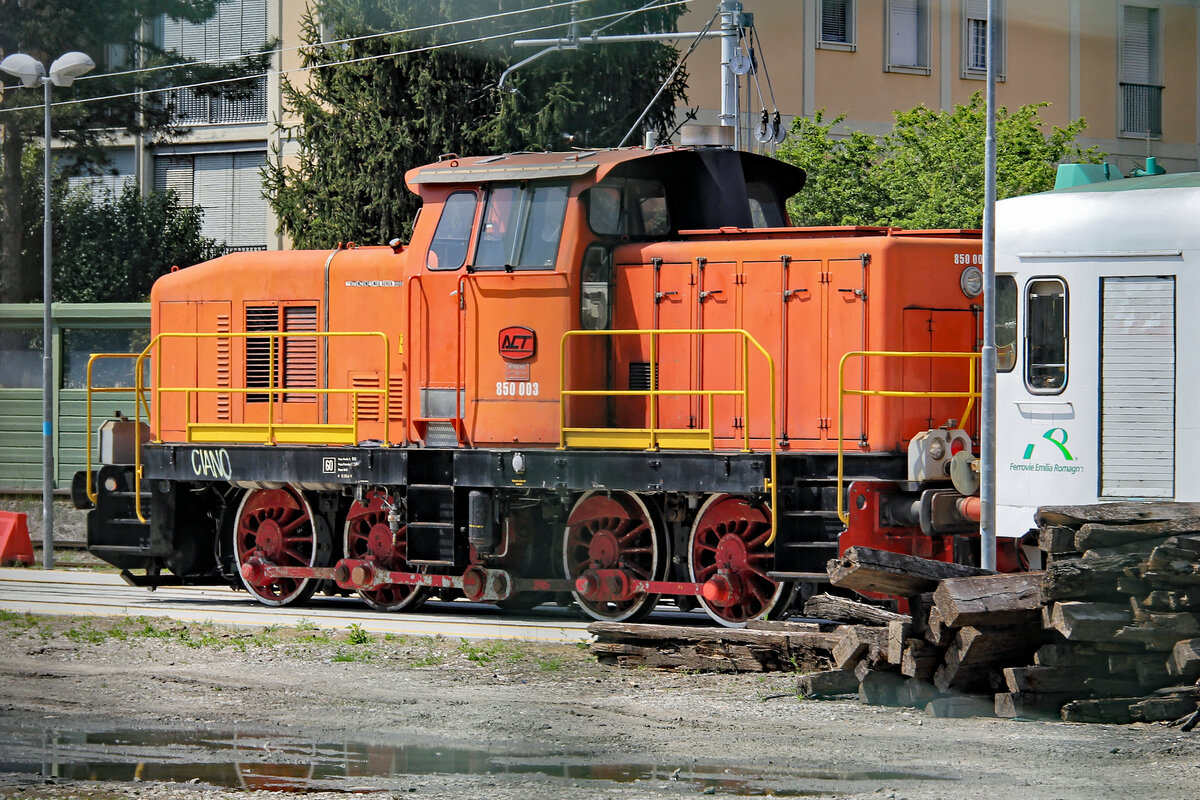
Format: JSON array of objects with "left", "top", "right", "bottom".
[
  {"left": 1026, "top": 278, "right": 1067, "bottom": 393},
  {"left": 426, "top": 191, "right": 477, "bottom": 271}
]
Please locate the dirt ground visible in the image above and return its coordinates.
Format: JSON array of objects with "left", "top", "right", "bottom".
[{"left": 0, "top": 613, "right": 1198, "bottom": 800}]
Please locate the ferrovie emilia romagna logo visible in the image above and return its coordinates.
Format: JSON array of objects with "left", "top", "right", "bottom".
[{"left": 1009, "top": 427, "right": 1084, "bottom": 475}]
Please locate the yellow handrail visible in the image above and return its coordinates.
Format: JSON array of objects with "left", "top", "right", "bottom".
[
  {"left": 86, "top": 330, "right": 394, "bottom": 523},
  {"left": 84, "top": 353, "right": 150, "bottom": 505},
  {"left": 835, "top": 350, "right": 981, "bottom": 525},
  {"left": 559, "top": 328, "right": 780, "bottom": 546}
]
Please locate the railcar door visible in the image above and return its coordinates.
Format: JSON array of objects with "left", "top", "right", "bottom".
[{"left": 827, "top": 258, "right": 868, "bottom": 444}]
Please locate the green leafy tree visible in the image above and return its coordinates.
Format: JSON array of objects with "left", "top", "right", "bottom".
[
  {"left": 265, "top": 0, "right": 688, "bottom": 249},
  {"left": 52, "top": 181, "right": 221, "bottom": 302},
  {"left": 777, "top": 94, "right": 1103, "bottom": 229},
  {"left": 0, "top": 0, "right": 272, "bottom": 303}
]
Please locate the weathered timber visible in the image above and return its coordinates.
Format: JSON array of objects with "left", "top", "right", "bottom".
[
  {"left": 925, "top": 606, "right": 955, "bottom": 647},
  {"left": 994, "top": 691, "right": 1073, "bottom": 718},
  {"left": 896, "top": 678, "right": 941, "bottom": 708},
  {"left": 1112, "top": 625, "right": 1194, "bottom": 650},
  {"left": 1144, "top": 590, "right": 1200, "bottom": 612},
  {"left": 1003, "top": 666, "right": 1088, "bottom": 694},
  {"left": 858, "top": 669, "right": 907, "bottom": 706},
  {"left": 933, "top": 627, "right": 1040, "bottom": 693},
  {"left": 827, "top": 546, "right": 991, "bottom": 597},
  {"left": 1048, "top": 601, "right": 1133, "bottom": 641},
  {"left": 1134, "top": 659, "right": 1174, "bottom": 689},
  {"left": 1117, "top": 574, "right": 1152, "bottom": 596},
  {"left": 586, "top": 622, "right": 841, "bottom": 652},
  {"left": 797, "top": 669, "right": 859, "bottom": 697},
  {"left": 886, "top": 620, "right": 911, "bottom": 665},
  {"left": 1039, "top": 525, "right": 1081, "bottom": 555},
  {"left": 1061, "top": 698, "right": 1137, "bottom": 724},
  {"left": 1168, "top": 638, "right": 1200, "bottom": 680},
  {"left": 801, "top": 593, "right": 908, "bottom": 627},
  {"left": 1145, "top": 543, "right": 1200, "bottom": 571},
  {"left": 1042, "top": 555, "right": 1140, "bottom": 602},
  {"left": 1075, "top": 522, "right": 1200, "bottom": 551},
  {"left": 1140, "top": 569, "right": 1200, "bottom": 588},
  {"left": 925, "top": 696, "right": 995, "bottom": 718},
  {"left": 1032, "top": 643, "right": 1108, "bottom": 668},
  {"left": 589, "top": 641, "right": 773, "bottom": 672},
  {"left": 832, "top": 626, "right": 888, "bottom": 670},
  {"left": 1130, "top": 695, "right": 1200, "bottom": 723},
  {"left": 746, "top": 620, "right": 827, "bottom": 633},
  {"left": 1036, "top": 502, "right": 1200, "bottom": 530},
  {"left": 908, "top": 592, "right": 935, "bottom": 639},
  {"left": 932, "top": 572, "right": 1043, "bottom": 628},
  {"left": 900, "top": 640, "right": 944, "bottom": 680}
]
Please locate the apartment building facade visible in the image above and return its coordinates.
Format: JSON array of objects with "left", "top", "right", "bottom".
[
  {"left": 76, "top": 0, "right": 307, "bottom": 252},
  {"left": 679, "top": 0, "right": 1200, "bottom": 174},
  {"left": 81, "top": 0, "right": 1200, "bottom": 252}
]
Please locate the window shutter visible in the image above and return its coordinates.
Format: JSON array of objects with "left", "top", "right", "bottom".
[
  {"left": 194, "top": 154, "right": 233, "bottom": 245},
  {"left": 154, "top": 155, "right": 194, "bottom": 206},
  {"left": 821, "top": 0, "right": 849, "bottom": 43},
  {"left": 891, "top": 0, "right": 920, "bottom": 66},
  {"left": 231, "top": 152, "right": 268, "bottom": 249},
  {"left": 1122, "top": 6, "right": 1154, "bottom": 84}
]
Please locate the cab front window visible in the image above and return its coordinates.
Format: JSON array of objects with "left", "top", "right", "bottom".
[{"left": 473, "top": 182, "right": 568, "bottom": 270}]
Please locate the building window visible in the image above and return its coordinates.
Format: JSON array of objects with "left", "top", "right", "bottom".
[
  {"left": 962, "top": 0, "right": 1005, "bottom": 79},
  {"left": 886, "top": 0, "right": 930, "bottom": 73},
  {"left": 154, "top": 150, "right": 269, "bottom": 251},
  {"left": 66, "top": 148, "right": 137, "bottom": 200},
  {"left": 1121, "top": 5, "right": 1162, "bottom": 138},
  {"left": 818, "top": 0, "right": 856, "bottom": 50},
  {"left": 156, "top": 0, "right": 269, "bottom": 124},
  {"left": 1026, "top": 278, "right": 1067, "bottom": 394}
]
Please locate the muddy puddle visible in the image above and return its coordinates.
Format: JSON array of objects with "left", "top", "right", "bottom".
[{"left": 0, "top": 728, "right": 951, "bottom": 795}]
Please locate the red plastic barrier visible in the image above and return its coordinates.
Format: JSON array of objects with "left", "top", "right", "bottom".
[{"left": 0, "top": 510, "right": 35, "bottom": 566}]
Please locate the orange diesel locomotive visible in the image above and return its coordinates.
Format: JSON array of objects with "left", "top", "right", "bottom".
[{"left": 78, "top": 146, "right": 984, "bottom": 626}]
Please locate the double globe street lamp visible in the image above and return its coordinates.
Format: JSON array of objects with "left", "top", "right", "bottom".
[{"left": 1, "top": 51, "right": 95, "bottom": 568}]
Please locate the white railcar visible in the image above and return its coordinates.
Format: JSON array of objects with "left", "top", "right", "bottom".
[{"left": 995, "top": 171, "right": 1200, "bottom": 538}]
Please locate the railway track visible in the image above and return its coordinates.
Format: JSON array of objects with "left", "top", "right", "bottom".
[{"left": 0, "top": 567, "right": 593, "bottom": 642}]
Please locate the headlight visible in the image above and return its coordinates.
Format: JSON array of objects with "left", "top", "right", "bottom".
[
  {"left": 960, "top": 266, "right": 984, "bottom": 298},
  {"left": 928, "top": 437, "right": 946, "bottom": 460}
]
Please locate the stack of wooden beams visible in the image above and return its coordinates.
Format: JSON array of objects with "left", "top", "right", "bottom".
[
  {"left": 805, "top": 546, "right": 1049, "bottom": 717},
  {"left": 587, "top": 621, "right": 841, "bottom": 673},
  {"left": 1024, "top": 501, "right": 1200, "bottom": 723}
]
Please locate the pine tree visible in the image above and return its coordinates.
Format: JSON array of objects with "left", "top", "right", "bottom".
[{"left": 265, "top": 0, "right": 688, "bottom": 248}]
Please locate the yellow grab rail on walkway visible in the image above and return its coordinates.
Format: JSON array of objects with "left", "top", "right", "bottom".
[
  {"left": 835, "top": 350, "right": 981, "bottom": 525},
  {"left": 559, "top": 328, "right": 780, "bottom": 546},
  {"left": 86, "top": 330, "right": 392, "bottom": 522},
  {"left": 83, "top": 353, "right": 152, "bottom": 506}
]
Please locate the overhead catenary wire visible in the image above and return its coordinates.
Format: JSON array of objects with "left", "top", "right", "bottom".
[
  {"left": 70, "top": 0, "right": 601, "bottom": 86},
  {"left": 0, "top": 0, "right": 693, "bottom": 117},
  {"left": 617, "top": 6, "right": 717, "bottom": 147}
]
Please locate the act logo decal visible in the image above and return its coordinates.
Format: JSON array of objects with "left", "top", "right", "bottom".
[
  {"left": 1009, "top": 427, "right": 1083, "bottom": 475},
  {"left": 1023, "top": 428, "right": 1074, "bottom": 461},
  {"left": 498, "top": 326, "right": 536, "bottom": 361}
]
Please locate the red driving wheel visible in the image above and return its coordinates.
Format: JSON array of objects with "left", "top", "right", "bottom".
[
  {"left": 233, "top": 485, "right": 321, "bottom": 607},
  {"left": 688, "top": 494, "right": 792, "bottom": 627},
  {"left": 343, "top": 490, "right": 427, "bottom": 612},
  {"left": 563, "top": 491, "right": 666, "bottom": 622}
]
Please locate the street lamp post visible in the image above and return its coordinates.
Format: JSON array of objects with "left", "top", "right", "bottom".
[{"left": 1, "top": 51, "right": 94, "bottom": 569}]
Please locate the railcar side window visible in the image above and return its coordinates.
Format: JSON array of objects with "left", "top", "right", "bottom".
[
  {"left": 1026, "top": 278, "right": 1067, "bottom": 393},
  {"left": 426, "top": 191, "right": 476, "bottom": 270},
  {"left": 996, "top": 276, "right": 1017, "bottom": 372}
]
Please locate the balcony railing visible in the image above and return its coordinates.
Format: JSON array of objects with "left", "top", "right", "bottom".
[
  {"left": 1121, "top": 82, "right": 1163, "bottom": 138},
  {"left": 165, "top": 76, "right": 268, "bottom": 125}
]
